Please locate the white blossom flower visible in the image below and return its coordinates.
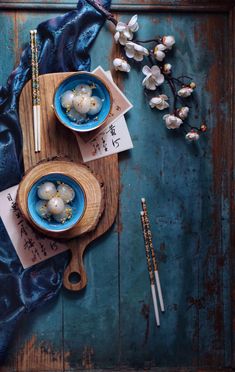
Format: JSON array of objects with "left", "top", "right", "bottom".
[
  {"left": 149, "top": 95, "right": 169, "bottom": 110},
  {"left": 142, "top": 65, "right": 164, "bottom": 90},
  {"left": 185, "top": 131, "right": 200, "bottom": 141},
  {"left": 178, "top": 106, "right": 189, "bottom": 120},
  {"left": 127, "top": 14, "right": 139, "bottom": 32},
  {"left": 162, "top": 35, "right": 175, "bottom": 49},
  {"left": 190, "top": 82, "right": 196, "bottom": 89},
  {"left": 163, "top": 63, "right": 172, "bottom": 75},
  {"left": 113, "top": 58, "right": 131, "bottom": 72},
  {"left": 178, "top": 87, "right": 194, "bottom": 97},
  {"left": 125, "top": 42, "right": 149, "bottom": 61},
  {"left": 154, "top": 44, "right": 166, "bottom": 62},
  {"left": 114, "top": 15, "right": 139, "bottom": 45},
  {"left": 163, "top": 114, "right": 183, "bottom": 129}
]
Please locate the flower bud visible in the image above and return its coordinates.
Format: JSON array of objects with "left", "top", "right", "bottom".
[
  {"left": 190, "top": 82, "right": 196, "bottom": 89},
  {"left": 178, "top": 87, "right": 193, "bottom": 97},
  {"left": 200, "top": 123, "right": 207, "bottom": 132},
  {"left": 177, "top": 106, "right": 189, "bottom": 120},
  {"left": 162, "top": 35, "right": 175, "bottom": 49},
  {"left": 162, "top": 63, "right": 172, "bottom": 75},
  {"left": 185, "top": 130, "right": 200, "bottom": 141}
]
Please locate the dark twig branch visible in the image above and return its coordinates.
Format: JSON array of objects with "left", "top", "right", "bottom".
[
  {"left": 165, "top": 76, "right": 178, "bottom": 111},
  {"left": 135, "top": 38, "right": 161, "bottom": 44},
  {"left": 85, "top": 0, "right": 117, "bottom": 25},
  {"left": 177, "top": 75, "right": 193, "bottom": 80}
]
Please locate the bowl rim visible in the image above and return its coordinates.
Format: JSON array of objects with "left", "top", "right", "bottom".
[
  {"left": 27, "top": 171, "right": 87, "bottom": 233},
  {"left": 53, "top": 71, "right": 113, "bottom": 133}
]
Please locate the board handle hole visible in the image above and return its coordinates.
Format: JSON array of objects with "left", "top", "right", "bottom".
[{"left": 69, "top": 272, "right": 81, "bottom": 284}]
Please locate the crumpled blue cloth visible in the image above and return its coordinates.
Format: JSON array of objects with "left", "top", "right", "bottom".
[{"left": 0, "top": 0, "right": 110, "bottom": 363}]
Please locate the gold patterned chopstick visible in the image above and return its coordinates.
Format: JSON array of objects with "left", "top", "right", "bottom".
[
  {"left": 141, "top": 198, "right": 165, "bottom": 312},
  {"left": 140, "top": 211, "right": 160, "bottom": 326},
  {"left": 33, "top": 30, "right": 41, "bottom": 152},
  {"left": 30, "top": 30, "right": 37, "bottom": 152},
  {"left": 30, "top": 29, "right": 40, "bottom": 152}
]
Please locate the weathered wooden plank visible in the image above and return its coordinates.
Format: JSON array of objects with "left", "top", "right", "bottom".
[
  {"left": 0, "top": 10, "right": 61, "bottom": 372},
  {"left": 118, "top": 12, "right": 200, "bottom": 368},
  {"left": 194, "top": 13, "right": 230, "bottom": 367},
  {"left": 0, "top": 13, "right": 16, "bottom": 86},
  {"left": 6, "top": 299, "right": 65, "bottom": 371},
  {"left": 62, "top": 29, "right": 120, "bottom": 371},
  {"left": 62, "top": 226, "right": 119, "bottom": 370},
  {"left": 228, "top": 5, "right": 235, "bottom": 370},
  {"left": 117, "top": 10, "right": 232, "bottom": 369}
]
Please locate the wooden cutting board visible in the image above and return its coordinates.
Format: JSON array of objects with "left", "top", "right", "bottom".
[{"left": 19, "top": 72, "right": 119, "bottom": 291}]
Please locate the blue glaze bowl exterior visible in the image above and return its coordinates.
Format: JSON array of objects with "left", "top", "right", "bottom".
[
  {"left": 27, "top": 173, "right": 86, "bottom": 233},
  {"left": 54, "top": 72, "right": 112, "bottom": 132}
]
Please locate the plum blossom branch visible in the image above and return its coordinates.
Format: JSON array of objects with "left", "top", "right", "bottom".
[{"left": 86, "top": 0, "right": 207, "bottom": 142}]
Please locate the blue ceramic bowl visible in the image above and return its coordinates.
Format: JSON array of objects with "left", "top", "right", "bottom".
[
  {"left": 27, "top": 173, "right": 86, "bottom": 233},
  {"left": 54, "top": 72, "right": 112, "bottom": 132}
]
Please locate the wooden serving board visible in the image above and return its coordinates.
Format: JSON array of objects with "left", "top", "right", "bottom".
[
  {"left": 17, "top": 160, "right": 104, "bottom": 239},
  {"left": 19, "top": 72, "right": 119, "bottom": 291}
]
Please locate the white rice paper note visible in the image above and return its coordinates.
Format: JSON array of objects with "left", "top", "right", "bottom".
[
  {"left": 0, "top": 185, "right": 68, "bottom": 269},
  {"left": 77, "top": 115, "right": 133, "bottom": 162}
]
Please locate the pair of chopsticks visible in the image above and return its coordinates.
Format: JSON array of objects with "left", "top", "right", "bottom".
[
  {"left": 30, "top": 29, "right": 41, "bottom": 152},
  {"left": 140, "top": 198, "right": 164, "bottom": 327}
]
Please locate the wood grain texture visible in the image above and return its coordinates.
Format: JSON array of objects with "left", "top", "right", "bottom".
[
  {"left": 19, "top": 72, "right": 119, "bottom": 290},
  {"left": 229, "top": 6, "right": 235, "bottom": 369},
  {"left": 0, "top": 1, "right": 234, "bottom": 371},
  {"left": 17, "top": 160, "right": 104, "bottom": 239}
]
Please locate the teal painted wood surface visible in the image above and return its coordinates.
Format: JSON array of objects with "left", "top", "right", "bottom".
[{"left": 0, "top": 1, "right": 234, "bottom": 371}]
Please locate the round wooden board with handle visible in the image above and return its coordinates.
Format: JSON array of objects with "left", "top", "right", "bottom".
[
  {"left": 17, "top": 159, "right": 104, "bottom": 239},
  {"left": 19, "top": 72, "right": 119, "bottom": 291}
]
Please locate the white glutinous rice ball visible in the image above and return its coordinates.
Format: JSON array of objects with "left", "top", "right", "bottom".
[
  {"left": 37, "top": 182, "right": 57, "bottom": 200},
  {"left": 60, "top": 90, "right": 75, "bottom": 110},
  {"left": 57, "top": 183, "right": 75, "bottom": 203},
  {"left": 74, "top": 84, "right": 92, "bottom": 97},
  {"left": 67, "top": 108, "right": 86, "bottom": 123},
  {"left": 73, "top": 95, "right": 91, "bottom": 114},
  {"left": 88, "top": 96, "right": 103, "bottom": 116},
  {"left": 36, "top": 200, "right": 50, "bottom": 219},
  {"left": 47, "top": 197, "right": 65, "bottom": 215},
  {"left": 53, "top": 204, "right": 73, "bottom": 223}
]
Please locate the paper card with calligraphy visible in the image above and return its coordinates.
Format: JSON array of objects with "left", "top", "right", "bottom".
[
  {"left": 77, "top": 69, "right": 133, "bottom": 162},
  {"left": 79, "top": 66, "right": 133, "bottom": 143},
  {"left": 0, "top": 185, "right": 68, "bottom": 269},
  {"left": 77, "top": 115, "right": 133, "bottom": 162}
]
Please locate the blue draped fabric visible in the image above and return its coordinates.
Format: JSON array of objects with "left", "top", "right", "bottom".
[{"left": 0, "top": 0, "right": 110, "bottom": 363}]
